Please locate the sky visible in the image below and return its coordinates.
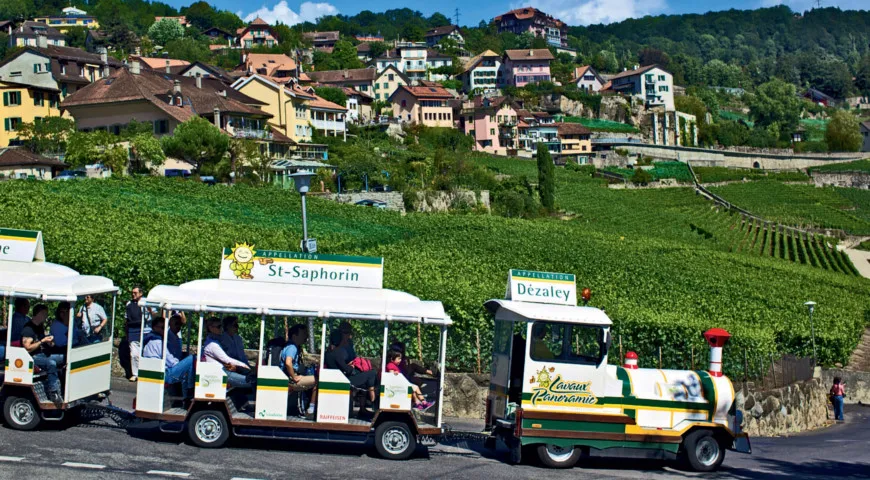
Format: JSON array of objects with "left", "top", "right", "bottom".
[{"left": 196, "top": 0, "right": 869, "bottom": 28}]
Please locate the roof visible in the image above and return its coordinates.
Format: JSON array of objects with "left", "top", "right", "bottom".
[
  {"left": 202, "top": 26, "right": 234, "bottom": 37},
  {"left": 472, "top": 95, "right": 511, "bottom": 109},
  {"left": 306, "top": 68, "right": 376, "bottom": 84},
  {"left": 426, "top": 48, "right": 451, "bottom": 59},
  {"left": 62, "top": 67, "right": 269, "bottom": 124},
  {"left": 504, "top": 49, "right": 555, "bottom": 61},
  {"left": 356, "top": 43, "right": 371, "bottom": 53},
  {"left": 135, "top": 57, "right": 190, "bottom": 70},
  {"left": 178, "top": 62, "right": 235, "bottom": 84},
  {"left": 145, "top": 279, "right": 452, "bottom": 325},
  {"left": 0, "top": 148, "right": 66, "bottom": 169},
  {"left": 557, "top": 123, "right": 592, "bottom": 135},
  {"left": 242, "top": 53, "right": 296, "bottom": 76},
  {"left": 572, "top": 65, "right": 602, "bottom": 83},
  {"left": 302, "top": 31, "right": 339, "bottom": 42},
  {"left": 461, "top": 50, "right": 499, "bottom": 73},
  {"left": 494, "top": 7, "right": 565, "bottom": 27},
  {"left": 341, "top": 86, "right": 373, "bottom": 101},
  {"left": 609, "top": 64, "right": 669, "bottom": 81},
  {"left": 12, "top": 45, "right": 123, "bottom": 67},
  {"left": 391, "top": 84, "right": 454, "bottom": 100},
  {"left": 11, "top": 21, "right": 65, "bottom": 39},
  {"left": 0, "top": 260, "right": 118, "bottom": 301},
  {"left": 861, "top": 121, "right": 870, "bottom": 131},
  {"left": 485, "top": 299, "right": 611, "bottom": 326},
  {"left": 250, "top": 17, "right": 269, "bottom": 26},
  {"left": 271, "top": 158, "right": 334, "bottom": 170},
  {"left": 425, "top": 25, "right": 459, "bottom": 37}
]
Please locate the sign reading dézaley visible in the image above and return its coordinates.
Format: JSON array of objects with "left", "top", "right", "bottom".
[
  {"left": 219, "top": 243, "right": 383, "bottom": 289},
  {"left": 507, "top": 269, "right": 577, "bottom": 306},
  {"left": 0, "top": 228, "right": 45, "bottom": 263}
]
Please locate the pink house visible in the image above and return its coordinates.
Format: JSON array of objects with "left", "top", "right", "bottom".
[
  {"left": 237, "top": 17, "right": 277, "bottom": 49},
  {"left": 502, "top": 49, "right": 554, "bottom": 87},
  {"left": 461, "top": 96, "right": 519, "bottom": 155}
]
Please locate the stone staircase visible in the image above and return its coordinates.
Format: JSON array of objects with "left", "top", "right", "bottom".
[{"left": 847, "top": 327, "right": 870, "bottom": 372}]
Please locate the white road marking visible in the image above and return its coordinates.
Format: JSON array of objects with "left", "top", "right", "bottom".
[
  {"left": 61, "top": 462, "right": 106, "bottom": 469},
  {"left": 231, "top": 478, "right": 267, "bottom": 480},
  {"left": 147, "top": 471, "right": 192, "bottom": 477},
  {"left": 0, "top": 456, "right": 24, "bottom": 462}
]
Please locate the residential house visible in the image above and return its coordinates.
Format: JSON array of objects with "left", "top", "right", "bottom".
[
  {"left": 154, "top": 16, "right": 188, "bottom": 27},
  {"left": 803, "top": 87, "right": 836, "bottom": 107},
  {"left": 389, "top": 84, "right": 455, "bottom": 127},
  {"left": 425, "top": 25, "right": 464, "bottom": 49},
  {"left": 846, "top": 96, "right": 870, "bottom": 111},
  {"left": 355, "top": 35, "right": 384, "bottom": 42},
  {"left": 237, "top": 17, "right": 278, "bottom": 49},
  {"left": 375, "top": 43, "right": 453, "bottom": 83},
  {"left": 0, "top": 21, "right": 14, "bottom": 35},
  {"left": 0, "top": 44, "right": 122, "bottom": 139},
  {"left": 239, "top": 53, "right": 297, "bottom": 81},
  {"left": 556, "top": 123, "right": 592, "bottom": 163},
  {"left": 176, "top": 62, "right": 236, "bottom": 84},
  {"left": 10, "top": 22, "right": 66, "bottom": 47},
  {"left": 607, "top": 64, "right": 674, "bottom": 110},
  {"left": 307, "top": 93, "right": 348, "bottom": 138},
  {"left": 305, "top": 68, "right": 377, "bottom": 96},
  {"left": 861, "top": 121, "right": 870, "bottom": 153},
  {"left": 302, "top": 31, "right": 339, "bottom": 52},
  {"left": 572, "top": 65, "right": 603, "bottom": 92},
  {"left": 356, "top": 43, "right": 372, "bottom": 62},
  {"left": 202, "top": 27, "right": 236, "bottom": 45},
  {"left": 33, "top": 7, "right": 99, "bottom": 32},
  {"left": 502, "top": 49, "right": 553, "bottom": 87},
  {"left": 372, "top": 65, "right": 410, "bottom": 102},
  {"left": 457, "top": 50, "right": 502, "bottom": 93},
  {"left": 0, "top": 147, "right": 66, "bottom": 179},
  {"left": 133, "top": 56, "right": 191, "bottom": 72},
  {"left": 462, "top": 96, "right": 519, "bottom": 155},
  {"left": 494, "top": 7, "right": 567, "bottom": 48},
  {"left": 426, "top": 49, "right": 453, "bottom": 81},
  {"left": 516, "top": 110, "right": 559, "bottom": 153},
  {"left": 342, "top": 87, "right": 373, "bottom": 123}
]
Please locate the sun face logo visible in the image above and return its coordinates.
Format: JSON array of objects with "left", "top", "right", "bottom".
[
  {"left": 530, "top": 366, "right": 554, "bottom": 388},
  {"left": 225, "top": 242, "right": 256, "bottom": 279}
]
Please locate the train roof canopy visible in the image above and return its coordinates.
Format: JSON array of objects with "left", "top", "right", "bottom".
[
  {"left": 485, "top": 299, "right": 612, "bottom": 326},
  {"left": 0, "top": 260, "right": 118, "bottom": 301}
]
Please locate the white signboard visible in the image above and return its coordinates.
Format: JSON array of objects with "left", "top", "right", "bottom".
[
  {"left": 219, "top": 243, "right": 384, "bottom": 289},
  {"left": 506, "top": 269, "right": 576, "bottom": 306},
  {"left": 0, "top": 228, "right": 45, "bottom": 263}
]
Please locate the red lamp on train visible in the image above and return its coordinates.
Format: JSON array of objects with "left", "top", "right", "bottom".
[{"left": 703, "top": 328, "right": 731, "bottom": 377}]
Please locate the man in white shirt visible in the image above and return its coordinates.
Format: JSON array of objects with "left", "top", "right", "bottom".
[
  {"left": 202, "top": 317, "right": 252, "bottom": 388},
  {"left": 77, "top": 295, "right": 107, "bottom": 344}
]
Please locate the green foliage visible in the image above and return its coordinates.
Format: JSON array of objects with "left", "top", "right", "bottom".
[
  {"left": 809, "top": 160, "right": 870, "bottom": 174},
  {"left": 64, "top": 130, "right": 128, "bottom": 175},
  {"left": 439, "top": 79, "right": 462, "bottom": 91},
  {"left": 64, "top": 27, "right": 89, "bottom": 49},
  {"left": 630, "top": 167, "right": 653, "bottom": 185},
  {"left": 825, "top": 110, "right": 863, "bottom": 152},
  {"left": 181, "top": 1, "right": 243, "bottom": 32},
  {"left": 562, "top": 116, "right": 639, "bottom": 133},
  {"left": 0, "top": 0, "right": 31, "bottom": 21},
  {"left": 536, "top": 143, "right": 555, "bottom": 210},
  {"left": 130, "top": 134, "right": 165, "bottom": 173},
  {"left": 313, "top": 87, "right": 347, "bottom": 108},
  {"left": 15, "top": 117, "right": 75, "bottom": 155},
  {"left": 148, "top": 18, "right": 185, "bottom": 46},
  {"left": 693, "top": 167, "right": 809, "bottom": 184},
  {"left": 163, "top": 37, "right": 211, "bottom": 63},
  {"left": 747, "top": 79, "right": 802, "bottom": 137},
  {"left": 313, "top": 39, "right": 363, "bottom": 71},
  {"left": 160, "top": 117, "right": 229, "bottom": 172}
]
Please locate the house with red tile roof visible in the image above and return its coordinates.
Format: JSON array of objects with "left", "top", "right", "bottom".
[
  {"left": 302, "top": 31, "right": 339, "bottom": 52},
  {"left": 237, "top": 17, "right": 278, "bottom": 49},
  {"left": 425, "top": 25, "right": 464, "bottom": 49},
  {"left": 502, "top": 49, "right": 554, "bottom": 87},
  {"left": 494, "top": 7, "right": 567, "bottom": 48},
  {"left": 460, "top": 96, "right": 520, "bottom": 155},
  {"left": 388, "top": 84, "right": 455, "bottom": 127},
  {"left": 239, "top": 53, "right": 297, "bottom": 79},
  {"left": 572, "top": 65, "right": 604, "bottom": 92}
]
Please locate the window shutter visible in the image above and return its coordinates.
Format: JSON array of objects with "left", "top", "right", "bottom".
[
  {"left": 2, "top": 92, "right": 7, "bottom": 106},
  {"left": 4, "top": 118, "right": 9, "bottom": 131},
  {"left": 34, "top": 64, "right": 38, "bottom": 73}
]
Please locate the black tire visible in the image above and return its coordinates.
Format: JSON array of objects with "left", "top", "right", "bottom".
[
  {"left": 374, "top": 421, "right": 416, "bottom": 460},
  {"left": 3, "top": 395, "right": 41, "bottom": 431},
  {"left": 682, "top": 430, "right": 726, "bottom": 472},
  {"left": 536, "top": 443, "right": 581, "bottom": 468},
  {"left": 187, "top": 409, "right": 230, "bottom": 448}
]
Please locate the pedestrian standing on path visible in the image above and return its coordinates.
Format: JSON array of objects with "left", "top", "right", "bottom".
[
  {"left": 125, "top": 286, "right": 152, "bottom": 382},
  {"left": 830, "top": 377, "right": 846, "bottom": 422},
  {"left": 77, "top": 294, "right": 107, "bottom": 344}
]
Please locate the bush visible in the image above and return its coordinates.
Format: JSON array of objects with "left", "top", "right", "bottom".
[
  {"left": 794, "top": 140, "right": 828, "bottom": 153},
  {"left": 631, "top": 168, "right": 653, "bottom": 185}
]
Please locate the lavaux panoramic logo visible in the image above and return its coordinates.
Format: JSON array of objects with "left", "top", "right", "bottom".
[{"left": 529, "top": 366, "right": 597, "bottom": 406}]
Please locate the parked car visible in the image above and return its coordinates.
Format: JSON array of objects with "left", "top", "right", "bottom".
[
  {"left": 355, "top": 199, "right": 388, "bottom": 209},
  {"left": 371, "top": 185, "right": 392, "bottom": 192},
  {"left": 200, "top": 176, "right": 217, "bottom": 186},
  {"left": 54, "top": 170, "right": 87, "bottom": 181},
  {"left": 165, "top": 169, "right": 191, "bottom": 178}
]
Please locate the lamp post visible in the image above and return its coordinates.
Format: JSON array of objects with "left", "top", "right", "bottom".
[
  {"left": 290, "top": 169, "right": 317, "bottom": 253},
  {"left": 804, "top": 301, "right": 817, "bottom": 365}
]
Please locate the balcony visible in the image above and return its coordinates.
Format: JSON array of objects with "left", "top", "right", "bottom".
[
  {"left": 311, "top": 119, "right": 346, "bottom": 132},
  {"left": 231, "top": 128, "right": 273, "bottom": 140}
]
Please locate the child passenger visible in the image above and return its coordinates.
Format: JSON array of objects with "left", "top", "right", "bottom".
[{"left": 386, "top": 350, "right": 433, "bottom": 411}]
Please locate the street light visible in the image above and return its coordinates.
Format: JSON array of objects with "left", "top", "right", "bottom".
[
  {"left": 804, "top": 301, "right": 817, "bottom": 364},
  {"left": 290, "top": 169, "right": 317, "bottom": 253}
]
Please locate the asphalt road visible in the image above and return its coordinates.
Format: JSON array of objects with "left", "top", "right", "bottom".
[{"left": 0, "top": 380, "right": 867, "bottom": 480}]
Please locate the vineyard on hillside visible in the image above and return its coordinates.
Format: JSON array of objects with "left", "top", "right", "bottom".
[{"left": 0, "top": 178, "right": 868, "bottom": 376}]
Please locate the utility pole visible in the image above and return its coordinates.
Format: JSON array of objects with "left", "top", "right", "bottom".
[{"left": 454, "top": 8, "right": 460, "bottom": 27}]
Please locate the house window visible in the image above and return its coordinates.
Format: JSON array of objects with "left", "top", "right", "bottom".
[
  {"left": 659, "top": 85, "right": 669, "bottom": 92},
  {"left": 3, "top": 91, "right": 22, "bottom": 106},
  {"left": 34, "top": 91, "right": 44, "bottom": 106},
  {"left": 401, "top": 100, "right": 407, "bottom": 108},
  {"left": 658, "top": 74, "right": 666, "bottom": 81},
  {"left": 359, "top": 85, "right": 368, "bottom": 91},
  {"left": 490, "top": 128, "right": 495, "bottom": 135},
  {"left": 153, "top": 119, "right": 169, "bottom": 134},
  {"left": 375, "top": 94, "right": 380, "bottom": 100},
  {"left": 4, "top": 117, "right": 22, "bottom": 131},
  {"left": 388, "top": 74, "right": 394, "bottom": 81}
]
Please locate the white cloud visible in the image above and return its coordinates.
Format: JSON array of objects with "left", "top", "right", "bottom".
[
  {"left": 244, "top": 1, "right": 338, "bottom": 26},
  {"left": 518, "top": 0, "right": 667, "bottom": 25}
]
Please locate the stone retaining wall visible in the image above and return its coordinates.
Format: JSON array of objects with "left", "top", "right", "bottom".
[
  {"left": 821, "top": 369, "right": 870, "bottom": 405},
  {"left": 735, "top": 378, "right": 830, "bottom": 437},
  {"left": 811, "top": 171, "right": 870, "bottom": 189}
]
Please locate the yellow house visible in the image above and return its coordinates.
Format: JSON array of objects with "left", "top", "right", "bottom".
[
  {"left": 33, "top": 7, "right": 100, "bottom": 32},
  {"left": 0, "top": 81, "right": 62, "bottom": 147},
  {"left": 373, "top": 65, "right": 410, "bottom": 103},
  {"left": 389, "top": 84, "right": 455, "bottom": 127},
  {"left": 556, "top": 123, "right": 593, "bottom": 163}
]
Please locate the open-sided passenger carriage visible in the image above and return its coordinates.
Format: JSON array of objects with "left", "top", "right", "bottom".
[
  {"left": 0, "top": 228, "right": 118, "bottom": 430},
  {"left": 135, "top": 246, "right": 451, "bottom": 460}
]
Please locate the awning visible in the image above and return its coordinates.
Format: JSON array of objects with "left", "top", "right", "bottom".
[
  {"left": 145, "top": 279, "right": 452, "bottom": 325},
  {"left": 485, "top": 299, "right": 612, "bottom": 326},
  {"left": 270, "top": 158, "right": 336, "bottom": 171},
  {"left": 0, "top": 260, "right": 118, "bottom": 301}
]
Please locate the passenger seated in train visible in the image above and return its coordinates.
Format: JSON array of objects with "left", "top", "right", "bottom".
[
  {"left": 20, "top": 304, "right": 62, "bottom": 404},
  {"left": 10, "top": 297, "right": 31, "bottom": 344},
  {"left": 280, "top": 324, "right": 318, "bottom": 415},
  {"left": 50, "top": 302, "right": 84, "bottom": 356},
  {"left": 389, "top": 341, "right": 435, "bottom": 386},
  {"left": 386, "top": 350, "right": 433, "bottom": 411},
  {"left": 531, "top": 323, "right": 556, "bottom": 359},
  {"left": 202, "top": 317, "right": 254, "bottom": 389},
  {"left": 220, "top": 316, "right": 247, "bottom": 364},
  {"left": 168, "top": 312, "right": 186, "bottom": 359},
  {"left": 325, "top": 329, "right": 377, "bottom": 410},
  {"left": 142, "top": 316, "right": 195, "bottom": 395}
]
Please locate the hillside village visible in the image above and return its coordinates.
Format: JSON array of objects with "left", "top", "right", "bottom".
[{"left": 0, "top": 4, "right": 869, "bottom": 184}]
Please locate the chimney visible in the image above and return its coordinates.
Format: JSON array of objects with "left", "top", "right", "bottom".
[
  {"left": 219, "top": 89, "right": 227, "bottom": 97},
  {"left": 633, "top": 64, "right": 639, "bottom": 70},
  {"left": 195, "top": 73, "right": 202, "bottom": 89},
  {"left": 213, "top": 107, "right": 221, "bottom": 128},
  {"left": 343, "top": 70, "right": 348, "bottom": 79},
  {"left": 99, "top": 47, "right": 109, "bottom": 78},
  {"left": 703, "top": 328, "right": 731, "bottom": 377},
  {"left": 528, "top": 49, "right": 534, "bottom": 56},
  {"left": 166, "top": 58, "right": 171, "bottom": 74},
  {"left": 131, "top": 61, "right": 140, "bottom": 75},
  {"left": 173, "top": 79, "right": 181, "bottom": 94},
  {"left": 36, "top": 34, "right": 48, "bottom": 49}
]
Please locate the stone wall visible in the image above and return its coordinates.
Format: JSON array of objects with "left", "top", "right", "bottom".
[
  {"left": 811, "top": 171, "right": 870, "bottom": 189},
  {"left": 611, "top": 143, "right": 865, "bottom": 170},
  {"left": 442, "top": 373, "right": 489, "bottom": 418},
  {"left": 735, "top": 378, "right": 830, "bottom": 437},
  {"left": 821, "top": 369, "right": 870, "bottom": 405},
  {"left": 413, "top": 190, "right": 490, "bottom": 213},
  {"left": 324, "top": 192, "right": 406, "bottom": 212}
]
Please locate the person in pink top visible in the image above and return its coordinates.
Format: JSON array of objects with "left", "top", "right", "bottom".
[
  {"left": 386, "top": 350, "right": 432, "bottom": 410},
  {"left": 830, "top": 377, "right": 846, "bottom": 421}
]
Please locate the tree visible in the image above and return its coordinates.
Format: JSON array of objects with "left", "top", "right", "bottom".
[
  {"left": 367, "top": 41, "right": 389, "bottom": 60},
  {"left": 130, "top": 133, "right": 165, "bottom": 173},
  {"left": 536, "top": 142, "right": 555, "bottom": 211},
  {"left": 160, "top": 117, "right": 229, "bottom": 171},
  {"left": 15, "top": 117, "right": 75, "bottom": 155},
  {"left": 747, "top": 79, "right": 801, "bottom": 137},
  {"left": 64, "top": 27, "right": 89, "bottom": 49},
  {"left": 164, "top": 38, "right": 211, "bottom": 63},
  {"left": 182, "top": 1, "right": 217, "bottom": 31},
  {"left": 856, "top": 54, "right": 870, "bottom": 100},
  {"left": 825, "top": 110, "right": 862, "bottom": 152},
  {"left": 148, "top": 18, "right": 185, "bottom": 46},
  {"left": 65, "top": 130, "right": 129, "bottom": 175},
  {"left": 427, "top": 12, "right": 450, "bottom": 27},
  {"left": 314, "top": 87, "right": 347, "bottom": 107},
  {"left": 0, "top": 0, "right": 30, "bottom": 21},
  {"left": 638, "top": 47, "right": 670, "bottom": 68},
  {"left": 228, "top": 138, "right": 260, "bottom": 183}
]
